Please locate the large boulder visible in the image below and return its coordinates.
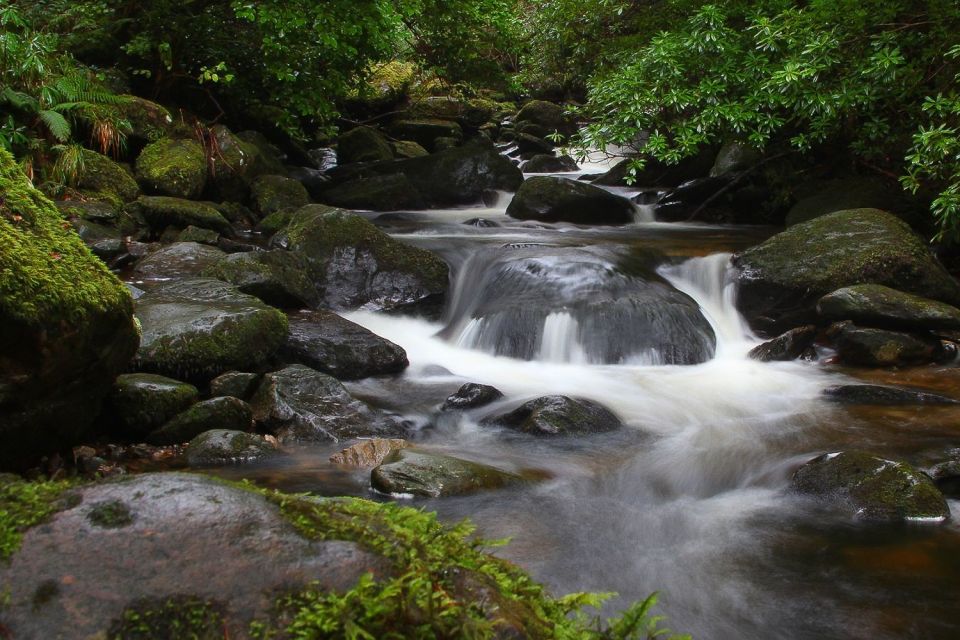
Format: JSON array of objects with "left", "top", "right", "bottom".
[
  {"left": 133, "top": 278, "right": 288, "bottom": 382},
  {"left": 106, "top": 373, "right": 199, "bottom": 439},
  {"left": 119, "top": 96, "right": 174, "bottom": 147},
  {"left": 817, "top": 284, "right": 960, "bottom": 332},
  {"left": 785, "top": 176, "right": 921, "bottom": 228},
  {"left": 147, "top": 397, "right": 254, "bottom": 446},
  {"left": 388, "top": 118, "right": 462, "bottom": 151},
  {"left": 274, "top": 208, "right": 448, "bottom": 312},
  {"left": 506, "top": 176, "right": 634, "bottom": 225},
  {"left": 250, "top": 365, "right": 408, "bottom": 443},
  {"left": 207, "top": 124, "right": 263, "bottom": 201},
  {"left": 251, "top": 174, "right": 311, "bottom": 216},
  {"left": 337, "top": 126, "right": 394, "bottom": 165},
  {"left": 204, "top": 250, "right": 318, "bottom": 308},
  {"left": 733, "top": 209, "right": 960, "bottom": 333},
  {"left": 281, "top": 310, "right": 409, "bottom": 380},
  {"left": 135, "top": 138, "right": 207, "bottom": 199},
  {"left": 371, "top": 449, "right": 523, "bottom": 497},
  {"left": 129, "top": 196, "right": 232, "bottom": 235},
  {"left": 0, "top": 149, "right": 140, "bottom": 468},
  {"left": 320, "top": 173, "right": 425, "bottom": 211},
  {"left": 827, "top": 322, "right": 946, "bottom": 367},
  {"left": 792, "top": 450, "right": 950, "bottom": 521},
  {"left": 520, "top": 154, "right": 579, "bottom": 173},
  {"left": 515, "top": 100, "right": 573, "bottom": 136},
  {"left": 481, "top": 396, "right": 622, "bottom": 436},
  {"left": 132, "top": 242, "right": 227, "bottom": 279},
  {"left": 77, "top": 150, "right": 140, "bottom": 204}
]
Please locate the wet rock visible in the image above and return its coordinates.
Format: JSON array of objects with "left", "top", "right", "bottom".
[
  {"left": 442, "top": 383, "right": 504, "bottom": 411},
  {"left": 148, "top": 397, "right": 254, "bottom": 446},
  {"left": 250, "top": 365, "right": 408, "bottom": 443},
  {"left": 828, "top": 322, "right": 945, "bottom": 367},
  {"left": 107, "top": 373, "right": 199, "bottom": 438},
  {"left": 928, "top": 456, "right": 960, "bottom": 499},
  {"left": 135, "top": 138, "right": 207, "bottom": 199},
  {"left": 515, "top": 133, "right": 554, "bottom": 156},
  {"left": 506, "top": 176, "right": 634, "bottom": 225},
  {"left": 388, "top": 118, "right": 463, "bottom": 151},
  {"left": 177, "top": 225, "right": 220, "bottom": 245},
  {"left": 748, "top": 325, "right": 817, "bottom": 362},
  {"left": 515, "top": 100, "right": 573, "bottom": 136},
  {"left": 78, "top": 149, "right": 140, "bottom": 203},
  {"left": 204, "top": 250, "right": 317, "bottom": 308},
  {"left": 329, "top": 438, "right": 411, "bottom": 468},
  {"left": 251, "top": 174, "right": 311, "bottom": 216},
  {"left": 463, "top": 217, "right": 500, "bottom": 228},
  {"left": 281, "top": 310, "right": 409, "bottom": 380},
  {"left": 129, "top": 195, "right": 232, "bottom": 235},
  {"left": 733, "top": 209, "right": 960, "bottom": 333},
  {"left": 817, "top": 284, "right": 960, "bottom": 332},
  {"left": 481, "top": 395, "right": 622, "bottom": 436},
  {"left": 823, "top": 385, "right": 959, "bottom": 405},
  {"left": 71, "top": 218, "right": 125, "bottom": 263},
  {"left": 371, "top": 449, "right": 522, "bottom": 497},
  {"left": 791, "top": 450, "right": 950, "bottom": 521},
  {"left": 337, "top": 126, "right": 394, "bottom": 165},
  {"left": 710, "top": 141, "right": 761, "bottom": 177},
  {"left": 275, "top": 207, "right": 448, "bottom": 312},
  {"left": 56, "top": 199, "right": 122, "bottom": 225},
  {"left": 320, "top": 173, "right": 425, "bottom": 211},
  {"left": 520, "top": 154, "right": 579, "bottom": 173},
  {"left": 592, "top": 151, "right": 714, "bottom": 188},
  {"left": 390, "top": 140, "right": 429, "bottom": 159},
  {"left": 206, "top": 124, "right": 264, "bottom": 202},
  {"left": 186, "top": 429, "right": 277, "bottom": 466},
  {"left": 132, "top": 242, "right": 227, "bottom": 279},
  {"left": 134, "top": 278, "right": 288, "bottom": 382},
  {"left": 209, "top": 371, "right": 261, "bottom": 400}
]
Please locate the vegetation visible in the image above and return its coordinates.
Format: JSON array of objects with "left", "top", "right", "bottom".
[{"left": 0, "top": 476, "right": 72, "bottom": 561}]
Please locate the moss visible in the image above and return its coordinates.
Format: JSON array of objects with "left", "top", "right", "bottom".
[
  {"left": 87, "top": 499, "right": 135, "bottom": 529},
  {"left": 119, "top": 96, "right": 174, "bottom": 143},
  {"left": 251, "top": 175, "right": 310, "bottom": 216},
  {"left": 131, "top": 196, "right": 231, "bottom": 234},
  {"left": 0, "top": 477, "right": 74, "bottom": 561},
  {"left": 135, "top": 139, "right": 207, "bottom": 199},
  {"left": 78, "top": 150, "right": 140, "bottom": 203},
  {"left": 108, "top": 595, "right": 225, "bottom": 640}
]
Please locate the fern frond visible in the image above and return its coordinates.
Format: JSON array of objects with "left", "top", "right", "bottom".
[
  {"left": 0, "top": 86, "right": 38, "bottom": 112},
  {"left": 38, "top": 109, "right": 71, "bottom": 142}
]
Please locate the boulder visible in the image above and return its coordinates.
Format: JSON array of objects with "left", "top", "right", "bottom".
[
  {"left": 204, "top": 250, "right": 318, "bottom": 308},
  {"left": 506, "top": 176, "right": 635, "bottom": 225},
  {"left": 147, "top": 397, "right": 254, "bottom": 446},
  {"left": 481, "top": 395, "right": 622, "bottom": 436},
  {"left": 177, "top": 225, "right": 220, "bottom": 245},
  {"left": 329, "top": 438, "right": 410, "bottom": 468},
  {"left": 592, "top": 151, "right": 714, "bottom": 188},
  {"left": 514, "top": 133, "right": 554, "bottom": 156},
  {"left": 337, "top": 126, "right": 394, "bottom": 165},
  {"left": 390, "top": 140, "right": 429, "bottom": 159},
  {"left": 107, "top": 373, "right": 199, "bottom": 438},
  {"left": 77, "top": 150, "right": 140, "bottom": 203},
  {"left": 274, "top": 208, "right": 448, "bottom": 312},
  {"left": 55, "top": 199, "right": 122, "bottom": 225},
  {"left": 250, "top": 365, "right": 408, "bottom": 443},
  {"left": 823, "top": 384, "right": 959, "bottom": 405},
  {"left": 281, "top": 310, "right": 409, "bottom": 380},
  {"left": 827, "top": 322, "right": 946, "bottom": 367},
  {"left": 118, "top": 96, "right": 174, "bottom": 147},
  {"left": 320, "top": 173, "right": 426, "bottom": 211},
  {"left": 785, "top": 176, "right": 921, "bottom": 227},
  {"left": 748, "top": 325, "right": 817, "bottom": 362},
  {"left": 515, "top": 100, "right": 573, "bottom": 136},
  {"left": 709, "top": 141, "right": 761, "bottom": 177},
  {"left": 0, "top": 149, "right": 139, "bottom": 468},
  {"left": 133, "top": 242, "right": 227, "bottom": 279},
  {"left": 928, "top": 456, "right": 960, "bottom": 498},
  {"left": 207, "top": 124, "right": 263, "bottom": 201},
  {"left": 792, "top": 450, "right": 950, "bottom": 521},
  {"left": 129, "top": 196, "right": 232, "bottom": 234},
  {"left": 186, "top": 429, "right": 278, "bottom": 466},
  {"left": 371, "top": 449, "right": 522, "bottom": 497},
  {"left": 70, "top": 218, "right": 125, "bottom": 263},
  {"left": 405, "top": 96, "right": 499, "bottom": 128},
  {"left": 733, "top": 209, "right": 960, "bottom": 332},
  {"left": 520, "top": 154, "right": 579, "bottom": 173},
  {"left": 441, "top": 383, "right": 504, "bottom": 411},
  {"left": 388, "top": 118, "right": 462, "bottom": 151},
  {"left": 251, "top": 174, "right": 310, "bottom": 216},
  {"left": 236, "top": 130, "right": 288, "bottom": 176},
  {"left": 209, "top": 371, "right": 260, "bottom": 400},
  {"left": 134, "top": 278, "right": 288, "bottom": 381},
  {"left": 817, "top": 284, "right": 960, "bottom": 332},
  {"left": 135, "top": 138, "right": 207, "bottom": 199}
]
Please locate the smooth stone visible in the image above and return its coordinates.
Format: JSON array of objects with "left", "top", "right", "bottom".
[
  {"left": 481, "top": 395, "right": 622, "bottom": 436},
  {"left": 371, "top": 449, "right": 522, "bottom": 497},
  {"left": 186, "top": 429, "right": 278, "bottom": 466},
  {"left": 132, "top": 242, "right": 227, "bottom": 279},
  {"left": 147, "top": 397, "right": 254, "bottom": 446},
  {"left": 748, "top": 325, "right": 817, "bottom": 362},
  {"left": 506, "top": 176, "right": 634, "bottom": 225},
  {"left": 209, "top": 371, "right": 261, "bottom": 400},
  {"left": 441, "top": 383, "right": 504, "bottom": 411},
  {"left": 817, "top": 284, "right": 960, "bottom": 332}
]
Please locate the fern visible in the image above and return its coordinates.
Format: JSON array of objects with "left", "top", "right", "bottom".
[
  {"left": 0, "top": 87, "right": 38, "bottom": 111},
  {"left": 38, "top": 109, "right": 71, "bottom": 142}
]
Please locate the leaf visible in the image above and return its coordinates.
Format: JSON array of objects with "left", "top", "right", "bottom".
[{"left": 38, "top": 110, "right": 71, "bottom": 142}]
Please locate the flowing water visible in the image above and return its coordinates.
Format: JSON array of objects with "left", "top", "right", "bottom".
[{"left": 214, "top": 170, "right": 960, "bottom": 639}]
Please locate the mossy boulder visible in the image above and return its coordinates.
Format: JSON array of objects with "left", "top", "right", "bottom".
[
  {"left": 251, "top": 174, "right": 310, "bottom": 216},
  {"left": 185, "top": 429, "right": 277, "bottom": 466},
  {"left": 388, "top": 118, "right": 463, "bottom": 151},
  {"left": 827, "top": 322, "right": 946, "bottom": 367},
  {"left": 135, "top": 138, "right": 208, "bottom": 199},
  {"left": 520, "top": 154, "right": 579, "bottom": 173},
  {"left": 207, "top": 124, "right": 263, "bottom": 201},
  {"left": 406, "top": 96, "right": 498, "bottom": 129},
  {"left": 133, "top": 278, "right": 288, "bottom": 382},
  {"left": 320, "top": 173, "right": 426, "bottom": 211},
  {"left": 177, "top": 225, "right": 220, "bottom": 245},
  {"left": 119, "top": 95, "right": 174, "bottom": 146},
  {"left": 132, "top": 242, "right": 227, "bottom": 280},
  {"left": 0, "top": 149, "right": 140, "bottom": 469},
  {"left": 792, "top": 450, "right": 950, "bottom": 521},
  {"left": 107, "top": 373, "right": 199, "bottom": 438},
  {"left": 733, "top": 209, "right": 960, "bottom": 333},
  {"left": 506, "top": 176, "right": 635, "bottom": 225},
  {"left": 204, "top": 250, "right": 318, "bottom": 308},
  {"left": 77, "top": 150, "right": 140, "bottom": 203},
  {"left": 371, "top": 449, "right": 523, "bottom": 498},
  {"left": 280, "top": 310, "right": 409, "bottom": 380},
  {"left": 148, "top": 397, "right": 254, "bottom": 446},
  {"left": 337, "top": 126, "right": 394, "bottom": 165},
  {"left": 516, "top": 100, "right": 573, "bottom": 136},
  {"left": 390, "top": 140, "right": 429, "bottom": 159},
  {"left": 275, "top": 208, "right": 448, "bottom": 312},
  {"left": 515, "top": 133, "right": 554, "bottom": 156},
  {"left": 817, "top": 284, "right": 960, "bottom": 332},
  {"left": 481, "top": 396, "right": 622, "bottom": 436},
  {"left": 130, "top": 195, "right": 231, "bottom": 234},
  {"left": 709, "top": 141, "right": 761, "bottom": 177}
]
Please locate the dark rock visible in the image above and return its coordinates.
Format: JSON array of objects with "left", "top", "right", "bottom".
[
  {"left": 388, "top": 118, "right": 462, "bottom": 151},
  {"left": 177, "top": 225, "right": 220, "bottom": 245},
  {"left": 506, "top": 176, "right": 634, "bottom": 225},
  {"left": 71, "top": 218, "right": 125, "bottom": 263},
  {"left": 748, "top": 325, "right": 817, "bottom": 362},
  {"left": 515, "top": 133, "right": 554, "bottom": 156},
  {"left": 390, "top": 140, "right": 429, "bottom": 159},
  {"left": 56, "top": 199, "right": 121, "bottom": 225},
  {"left": 520, "top": 154, "right": 579, "bottom": 173},
  {"left": 281, "top": 310, "right": 408, "bottom": 380},
  {"left": 251, "top": 174, "right": 310, "bottom": 216},
  {"left": 129, "top": 196, "right": 232, "bottom": 235},
  {"left": 515, "top": 100, "right": 573, "bottom": 136},
  {"left": 818, "top": 284, "right": 960, "bottom": 332},
  {"left": 204, "top": 250, "right": 318, "bottom": 308},
  {"left": 286, "top": 166, "right": 330, "bottom": 200},
  {"left": 337, "top": 126, "right": 393, "bottom": 165},
  {"left": 133, "top": 242, "right": 227, "bottom": 279},
  {"left": 186, "top": 429, "right": 277, "bottom": 466},
  {"left": 786, "top": 176, "right": 921, "bottom": 228},
  {"left": 148, "top": 397, "right": 254, "bottom": 446},
  {"left": 209, "top": 371, "right": 261, "bottom": 400},
  {"left": 134, "top": 278, "right": 288, "bottom": 382},
  {"left": 442, "top": 383, "right": 504, "bottom": 411},
  {"left": 107, "top": 373, "right": 199, "bottom": 438},
  {"left": 250, "top": 365, "right": 408, "bottom": 443},
  {"left": 329, "top": 438, "right": 410, "bottom": 468},
  {"left": 592, "top": 151, "right": 714, "bottom": 188},
  {"left": 481, "top": 395, "right": 622, "bottom": 436},
  {"left": 463, "top": 217, "right": 500, "bottom": 228},
  {"left": 733, "top": 209, "right": 960, "bottom": 332},
  {"left": 135, "top": 138, "right": 207, "bottom": 199},
  {"left": 828, "top": 322, "right": 946, "bottom": 367},
  {"left": 205, "top": 125, "right": 264, "bottom": 202},
  {"left": 433, "top": 136, "right": 460, "bottom": 152},
  {"left": 659, "top": 176, "right": 732, "bottom": 208},
  {"left": 792, "top": 450, "right": 950, "bottom": 521},
  {"left": 371, "top": 449, "right": 522, "bottom": 497},
  {"left": 320, "top": 173, "right": 426, "bottom": 211},
  {"left": 710, "top": 141, "right": 761, "bottom": 177},
  {"left": 928, "top": 456, "right": 960, "bottom": 498},
  {"left": 823, "top": 385, "right": 959, "bottom": 405}
]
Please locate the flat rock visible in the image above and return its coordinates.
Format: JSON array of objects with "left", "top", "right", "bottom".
[
  {"left": 822, "top": 384, "right": 959, "bottom": 405},
  {"left": 371, "top": 449, "right": 523, "bottom": 497},
  {"left": 818, "top": 284, "right": 960, "bottom": 332},
  {"left": 329, "top": 438, "right": 411, "bottom": 467},
  {"left": 132, "top": 242, "right": 227, "bottom": 279}
]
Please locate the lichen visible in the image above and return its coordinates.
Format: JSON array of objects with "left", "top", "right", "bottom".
[{"left": 87, "top": 499, "right": 136, "bottom": 529}]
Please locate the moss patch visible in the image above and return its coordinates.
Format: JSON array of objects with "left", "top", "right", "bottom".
[
  {"left": 78, "top": 150, "right": 140, "bottom": 203},
  {"left": 135, "top": 139, "right": 207, "bottom": 199},
  {"left": 87, "top": 499, "right": 135, "bottom": 529},
  {"left": 0, "top": 477, "right": 73, "bottom": 561},
  {"left": 108, "top": 595, "right": 225, "bottom": 640}
]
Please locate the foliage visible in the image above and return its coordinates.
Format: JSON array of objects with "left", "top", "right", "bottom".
[
  {"left": 108, "top": 595, "right": 225, "bottom": 640},
  {"left": 0, "top": 476, "right": 72, "bottom": 561}
]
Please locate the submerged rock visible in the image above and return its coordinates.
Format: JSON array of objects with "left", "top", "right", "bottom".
[
  {"left": 748, "top": 325, "right": 817, "bottom": 362},
  {"left": 828, "top": 322, "right": 945, "bottom": 367},
  {"left": 817, "top": 284, "right": 960, "bottom": 332},
  {"left": 371, "top": 449, "right": 522, "bottom": 497},
  {"left": 185, "top": 429, "right": 277, "bottom": 466},
  {"left": 107, "top": 373, "right": 199, "bottom": 438},
  {"left": 481, "top": 395, "right": 622, "bottom": 436},
  {"left": 506, "top": 176, "right": 634, "bottom": 225},
  {"left": 791, "top": 450, "right": 949, "bottom": 522},
  {"left": 329, "top": 438, "right": 411, "bottom": 468},
  {"left": 442, "top": 383, "right": 504, "bottom": 411},
  {"left": 148, "top": 397, "right": 254, "bottom": 446},
  {"left": 823, "top": 385, "right": 959, "bottom": 405}
]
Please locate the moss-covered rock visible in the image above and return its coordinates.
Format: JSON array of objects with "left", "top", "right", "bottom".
[
  {"left": 209, "top": 371, "right": 260, "bottom": 400},
  {"left": 709, "top": 141, "right": 761, "bottom": 177},
  {"left": 390, "top": 139, "right": 429, "bottom": 159},
  {"left": 785, "top": 176, "right": 922, "bottom": 228},
  {"left": 337, "top": 126, "right": 394, "bottom": 165},
  {"left": 135, "top": 138, "right": 208, "bottom": 199},
  {"left": 320, "top": 173, "right": 426, "bottom": 211},
  {"left": 733, "top": 209, "right": 960, "bottom": 333},
  {"left": 371, "top": 449, "right": 523, "bottom": 498},
  {"left": 0, "top": 149, "right": 139, "bottom": 469},
  {"left": 185, "top": 429, "right": 277, "bottom": 466},
  {"left": 516, "top": 100, "right": 574, "bottom": 136},
  {"left": 107, "top": 373, "right": 199, "bottom": 438},
  {"left": 133, "top": 278, "right": 288, "bottom": 382},
  {"left": 792, "top": 450, "right": 950, "bottom": 521},
  {"left": 388, "top": 118, "right": 463, "bottom": 151},
  {"left": 77, "top": 150, "right": 140, "bottom": 203},
  {"left": 520, "top": 154, "right": 579, "bottom": 173},
  {"left": 177, "top": 225, "right": 220, "bottom": 245},
  {"left": 275, "top": 208, "right": 448, "bottom": 312},
  {"left": 235, "top": 130, "right": 288, "bottom": 176},
  {"left": 747, "top": 325, "right": 817, "bottom": 362},
  {"left": 506, "top": 176, "right": 635, "bottom": 225},
  {"left": 827, "top": 321, "right": 945, "bottom": 367},
  {"left": 251, "top": 174, "right": 310, "bottom": 216},
  {"left": 129, "top": 195, "right": 231, "bottom": 235},
  {"left": 481, "top": 395, "right": 623, "bottom": 436},
  {"left": 204, "top": 250, "right": 317, "bottom": 308},
  {"left": 148, "top": 397, "right": 254, "bottom": 446},
  {"left": 817, "top": 284, "right": 960, "bottom": 332},
  {"left": 119, "top": 96, "right": 174, "bottom": 146}
]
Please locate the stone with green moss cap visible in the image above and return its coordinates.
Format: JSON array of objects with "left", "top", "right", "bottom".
[
  {"left": 135, "top": 138, "right": 208, "bottom": 199},
  {"left": 818, "top": 283, "right": 960, "bottom": 332},
  {"left": 372, "top": 449, "right": 523, "bottom": 497},
  {"left": 77, "top": 149, "right": 140, "bottom": 203},
  {"left": 320, "top": 173, "right": 426, "bottom": 211},
  {"left": 0, "top": 148, "right": 140, "bottom": 469},
  {"left": 203, "top": 249, "right": 318, "bottom": 308},
  {"left": 130, "top": 195, "right": 232, "bottom": 234},
  {"left": 107, "top": 373, "right": 199, "bottom": 438},
  {"left": 251, "top": 174, "right": 310, "bottom": 216},
  {"left": 148, "top": 397, "right": 254, "bottom": 446},
  {"left": 336, "top": 125, "right": 394, "bottom": 165}
]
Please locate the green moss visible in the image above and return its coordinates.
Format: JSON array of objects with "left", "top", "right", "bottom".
[
  {"left": 135, "top": 139, "right": 208, "bottom": 199},
  {"left": 78, "top": 151, "right": 140, "bottom": 203},
  {"left": 120, "top": 96, "right": 174, "bottom": 142},
  {"left": 251, "top": 175, "right": 310, "bottom": 216},
  {"left": 108, "top": 595, "right": 225, "bottom": 640},
  {"left": 131, "top": 196, "right": 231, "bottom": 234},
  {"left": 87, "top": 499, "right": 135, "bottom": 529},
  {"left": 0, "top": 477, "right": 74, "bottom": 561}
]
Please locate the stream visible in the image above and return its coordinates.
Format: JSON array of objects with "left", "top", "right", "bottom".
[{"left": 213, "top": 162, "right": 960, "bottom": 640}]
